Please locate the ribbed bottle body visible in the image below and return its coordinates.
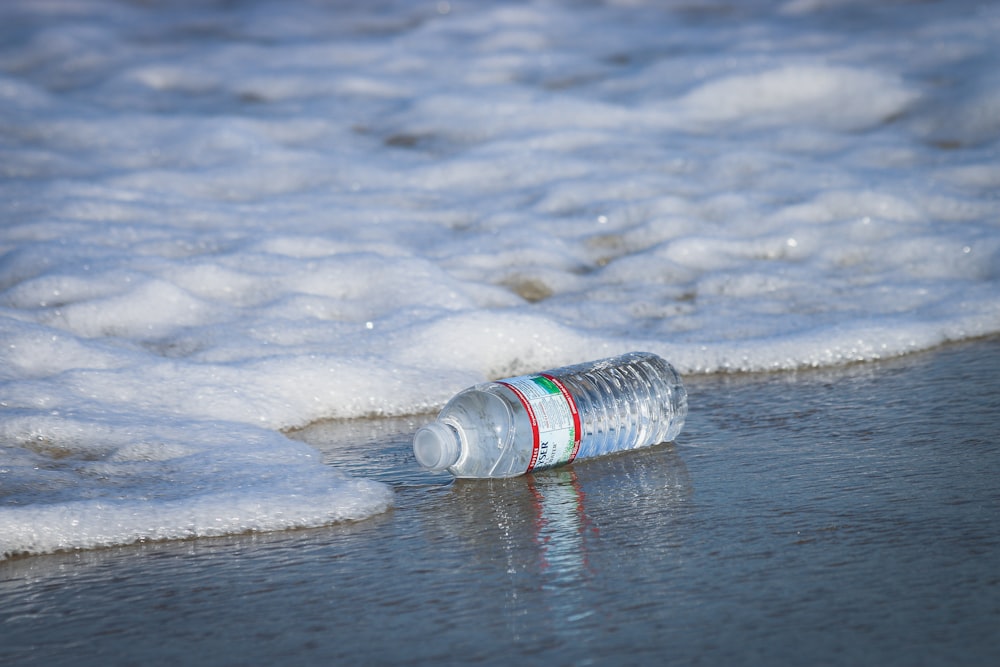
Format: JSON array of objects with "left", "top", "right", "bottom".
[
  {"left": 413, "top": 352, "right": 687, "bottom": 479},
  {"left": 555, "top": 352, "right": 687, "bottom": 460}
]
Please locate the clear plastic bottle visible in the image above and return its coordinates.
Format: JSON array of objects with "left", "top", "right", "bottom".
[{"left": 413, "top": 352, "right": 688, "bottom": 478}]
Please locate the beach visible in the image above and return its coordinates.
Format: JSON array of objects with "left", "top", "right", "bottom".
[
  {"left": 3, "top": 0, "right": 1000, "bottom": 558},
  {"left": 2, "top": 0, "right": 999, "bottom": 662},
  {"left": 3, "top": 336, "right": 998, "bottom": 666}
]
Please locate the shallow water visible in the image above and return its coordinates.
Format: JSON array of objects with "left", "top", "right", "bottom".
[{"left": 3, "top": 337, "right": 998, "bottom": 666}]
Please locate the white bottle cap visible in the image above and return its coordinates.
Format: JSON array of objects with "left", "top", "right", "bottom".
[{"left": 413, "top": 422, "right": 461, "bottom": 471}]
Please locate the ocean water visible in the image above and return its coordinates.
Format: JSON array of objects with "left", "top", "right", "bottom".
[
  {"left": 2, "top": 338, "right": 998, "bottom": 666},
  {"left": 2, "top": 0, "right": 999, "bottom": 559}
]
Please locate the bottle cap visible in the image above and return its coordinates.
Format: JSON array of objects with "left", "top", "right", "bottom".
[{"left": 413, "top": 421, "right": 462, "bottom": 471}]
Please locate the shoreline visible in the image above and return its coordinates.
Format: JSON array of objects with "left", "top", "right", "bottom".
[
  {"left": 5, "top": 332, "right": 998, "bottom": 566},
  {"left": 3, "top": 335, "right": 998, "bottom": 666}
]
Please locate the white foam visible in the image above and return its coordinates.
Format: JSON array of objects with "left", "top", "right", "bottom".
[
  {"left": 675, "top": 65, "right": 918, "bottom": 131},
  {"left": 2, "top": 0, "right": 999, "bottom": 559}
]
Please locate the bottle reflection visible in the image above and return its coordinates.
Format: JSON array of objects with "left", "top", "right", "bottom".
[
  {"left": 526, "top": 469, "right": 597, "bottom": 582},
  {"left": 440, "top": 444, "right": 692, "bottom": 648}
]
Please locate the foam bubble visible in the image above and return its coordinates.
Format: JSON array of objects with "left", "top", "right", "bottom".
[{"left": 676, "top": 65, "right": 918, "bottom": 131}]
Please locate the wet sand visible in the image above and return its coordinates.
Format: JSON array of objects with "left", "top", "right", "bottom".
[{"left": 2, "top": 337, "right": 999, "bottom": 666}]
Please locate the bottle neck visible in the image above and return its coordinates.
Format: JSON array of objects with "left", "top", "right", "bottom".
[{"left": 413, "top": 421, "right": 462, "bottom": 471}]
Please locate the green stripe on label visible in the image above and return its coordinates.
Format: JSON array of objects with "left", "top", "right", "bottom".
[{"left": 532, "top": 375, "right": 561, "bottom": 395}]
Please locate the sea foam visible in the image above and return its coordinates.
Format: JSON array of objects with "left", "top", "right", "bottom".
[{"left": 2, "top": 0, "right": 999, "bottom": 559}]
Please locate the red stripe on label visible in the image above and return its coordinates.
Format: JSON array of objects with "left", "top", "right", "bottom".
[
  {"left": 542, "top": 374, "right": 582, "bottom": 463},
  {"left": 498, "top": 380, "right": 541, "bottom": 470}
]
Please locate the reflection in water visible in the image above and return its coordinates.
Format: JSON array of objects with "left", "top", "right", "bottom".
[
  {"left": 527, "top": 470, "right": 597, "bottom": 582},
  {"left": 526, "top": 469, "right": 599, "bottom": 633},
  {"left": 440, "top": 444, "right": 692, "bottom": 646}
]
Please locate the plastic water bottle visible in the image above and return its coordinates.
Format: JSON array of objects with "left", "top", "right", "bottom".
[{"left": 413, "top": 351, "right": 688, "bottom": 478}]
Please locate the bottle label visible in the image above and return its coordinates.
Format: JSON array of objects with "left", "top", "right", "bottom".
[{"left": 498, "top": 374, "right": 581, "bottom": 471}]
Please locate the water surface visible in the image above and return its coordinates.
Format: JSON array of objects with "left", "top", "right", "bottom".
[{"left": 3, "top": 337, "right": 998, "bottom": 665}]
